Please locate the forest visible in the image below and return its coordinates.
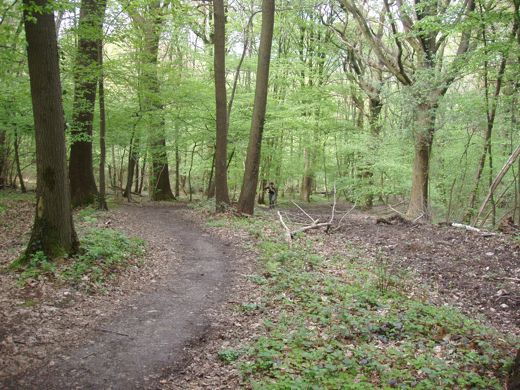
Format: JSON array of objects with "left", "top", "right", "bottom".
[{"left": 0, "top": 0, "right": 520, "bottom": 388}]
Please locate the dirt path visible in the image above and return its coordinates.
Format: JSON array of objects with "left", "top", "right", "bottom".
[{"left": 4, "top": 203, "right": 235, "bottom": 389}]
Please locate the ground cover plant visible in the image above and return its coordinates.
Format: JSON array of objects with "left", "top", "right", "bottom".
[
  {"left": 8, "top": 202, "right": 144, "bottom": 291},
  {"left": 203, "top": 208, "right": 518, "bottom": 389}
]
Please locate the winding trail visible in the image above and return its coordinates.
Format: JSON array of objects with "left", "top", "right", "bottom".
[{"left": 9, "top": 203, "right": 234, "bottom": 389}]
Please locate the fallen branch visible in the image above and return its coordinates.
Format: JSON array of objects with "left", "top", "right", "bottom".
[
  {"left": 451, "top": 222, "right": 497, "bottom": 236},
  {"left": 291, "top": 221, "right": 333, "bottom": 236},
  {"left": 278, "top": 184, "right": 338, "bottom": 240},
  {"left": 291, "top": 201, "right": 319, "bottom": 224},
  {"left": 451, "top": 222, "right": 481, "bottom": 232},
  {"left": 386, "top": 201, "right": 406, "bottom": 217},
  {"left": 277, "top": 211, "right": 292, "bottom": 244},
  {"left": 333, "top": 203, "right": 356, "bottom": 232}
]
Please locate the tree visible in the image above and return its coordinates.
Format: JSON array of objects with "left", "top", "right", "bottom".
[
  {"left": 130, "top": 0, "right": 175, "bottom": 201},
  {"left": 213, "top": 0, "right": 230, "bottom": 211},
  {"left": 69, "top": 0, "right": 107, "bottom": 207},
  {"left": 342, "top": 0, "right": 475, "bottom": 219},
  {"left": 98, "top": 41, "right": 108, "bottom": 211},
  {"left": 23, "top": 0, "right": 78, "bottom": 258},
  {"left": 237, "top": 0, "right": 275, "bottom": 215}
]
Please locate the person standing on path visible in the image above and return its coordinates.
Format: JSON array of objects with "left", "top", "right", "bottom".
[{"left": 265, "top": 182, "right": 277, "bottom": 209}]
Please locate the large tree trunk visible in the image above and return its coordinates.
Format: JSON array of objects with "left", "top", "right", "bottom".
[
  {"left": 69, "top": 0, "right": 107, "bottom": 207},
  {"left": 213, "top": 0, "right": 230, "bottom": 211},
  {"left": 237, "top": 0, "right": 275, "bottom": 215},
  {"left": 23, "top": 0, "right": 78, "bottom": 259},
  {"left": 406, "top": 102, "right": 436, "bottom": 220},
  {"left": 136, "top": 5, "right": 174, "bottom": 201}
]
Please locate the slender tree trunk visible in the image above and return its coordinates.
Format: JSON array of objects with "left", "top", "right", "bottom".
[
  {"left": 69, "top": 0, "right": 107, "bottom": 207},
  {"left": 300, "top": 148, "right": 313, "bottom": 202},
  {"left": 134, "top": 156, "right": 140, "bottom": 194},
  {"left": 206, "top": 149, "right": 215, "bottom": 199},
  {"left": 13, "top": 128, "right": 26, "bottom": 193},
  {"left": 237, "top": 0, "right": 275, "bottom": 215},
  {"left": 23, "top": 0, "right": 78, "bottom": 259},
  {"left": 110, "top": 145, "right": 117, "bottom": 189},
  {"left": 139, "top": 153, "right": 146, "bottom": 195},
  {"left": 97, "top": 41, "right": 108, "bottom": 210},
  {"left": 213, "top": 0, "right": 230, "bottom": 211},
  {"left": 124, "top": 128, "right": 139, "bottom": 201},
  {"left": 175, "top": 144, "right": 180, "bottom": 198},
  {"left": 0, "top": 129, "right": 6, "bottom": 189}
]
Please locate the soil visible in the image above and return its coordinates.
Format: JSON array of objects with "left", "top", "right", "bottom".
[
  {"left": 0, "top": 198, "right": 518, "bottom": 389},
  {"left": 0, "top": 202, "right": 241, "bottom": 389}
]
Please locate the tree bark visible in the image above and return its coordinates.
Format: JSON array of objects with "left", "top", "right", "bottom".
[
  {"left": 406, "top": 102, "right": 436, "bottom": 219},
  {"left": 69, "top": 0, "right": 107, "bottom": 207},
  {"left": 97, "top": 41, "right": 108, "bottom": 210},
  {"left": 213, "top": 0, "right": 230, "bottom": 211},
  {"left": 0, "top": 129, "right": 6, "bottom": 189},
  {"left": 134, "top": 2, "right": 175, "bottom": 201},
  {"left": 124, "top": 125, "right": 139, "bottom": 201},
  {"left": 13, "top": 128, "right": 26, "bottom": 193},
  {"left": 23, "top": 0, "right": 78, "bottom": 259},
  {"left": 237, "top": 0, "right": 275, "bottom": 215}
]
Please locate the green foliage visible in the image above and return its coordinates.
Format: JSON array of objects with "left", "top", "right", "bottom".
[
  {"left": 218, "top": 348, "right": 243, "bottom": 364},
  {"left": 60, "top": 228, "right": 144, "bottom": 285},
  {"left": 207, "top": 214, "right": 516, "bottom": 388},
  {"left": 10, "top": 251, "right": 56, "bottom": 283},
  {"left": 10, "top": 227, "right": 144, "bottom": 289}
]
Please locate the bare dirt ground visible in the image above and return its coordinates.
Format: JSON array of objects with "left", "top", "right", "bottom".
[
  {"left": 0, "top": 197, "right": 518, "bottom": 389},
  {"left": 0, "top": 202, "right": 242, "bottom": 389}
]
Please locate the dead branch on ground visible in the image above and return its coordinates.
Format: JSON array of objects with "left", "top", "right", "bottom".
[{"left": 278, "top": 185, "right": 341, "bottom": 241}]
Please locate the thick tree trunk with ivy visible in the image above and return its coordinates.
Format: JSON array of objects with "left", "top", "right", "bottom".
[
  {"left": 69, "top": 0, "right": 107, "bottom": 207},
  {"left": 237, "top": 0, "right": 275, "bottom": 215},
  {"left": 23, "top": 0, "right": 78, "bottom": 259}
]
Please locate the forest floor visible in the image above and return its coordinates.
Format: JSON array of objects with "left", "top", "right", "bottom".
[
  {"left": 0, "top": 196, "right": 253, "bottom": 389},
  {"left": 0, "top": 192, "right": 518, "bottom": 388}
]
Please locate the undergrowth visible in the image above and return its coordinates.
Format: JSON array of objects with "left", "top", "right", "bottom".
[
  {"left": 10, "top": 207, "right": 144, "bottom": 290},
  {"left": 203, "top": 211, "right": 517, "bottom": 389}
]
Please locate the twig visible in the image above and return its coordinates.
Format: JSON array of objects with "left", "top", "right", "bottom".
[
  {"left": 291, "top": 222, "right": 332, "bottom": 236},
  {"left": 328, "top": 184, "right": 337, "bottom": 225},
  {"left": 387, "top": 202, "right": 406, "bottom": 217},
  {"left": 93, "top": 327, "right": 133, "bottom": 338},
  {"left": 277, "top": 211, "right": 292, "bottom": 244},
  {"left": 451, "top": 223, "right": 481, "bottom": 232},
  {"left": 291, "top": 201, "right": 318, "bottom": 224},
  {"left": 412, "top": 213, "right": 425, "bottom": 223},
  {"left": 333, "top": 203, "right": 356, "bottom": 231}
]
